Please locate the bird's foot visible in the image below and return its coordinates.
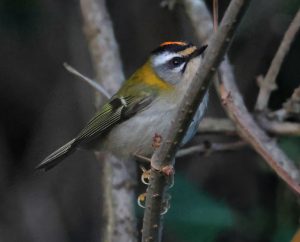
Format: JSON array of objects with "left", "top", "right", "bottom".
[
  {"left": 137, "top": 192, "right": 146, "bottom": 208},
  {"left": 140, "top": 166, "right": 151, "bottom": 185},
  {"left": 137, "top": 192, "right": 171, "bottom": 215}
]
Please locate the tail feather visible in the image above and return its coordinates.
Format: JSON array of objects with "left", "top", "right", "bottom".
[{"left": 36, "top": 139, "right": 76, "bottom": 171}]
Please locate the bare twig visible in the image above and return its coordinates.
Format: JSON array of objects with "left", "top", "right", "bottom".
[
  {"left": 63, "top": 63, "right": 110, "bottom": 99},
  {"left": 256, "top": 116, "right": 300, "bottom": 136},
  {"left": 141, "top": 1, "right": 251, "bottom": 241},
  {"left": 198, "top": 117, "right": 237, "bottom": 134},
  {"left": 198, "top": 117, "right": 300, "bottom": 136},
  {"left": 255, "top": 9, "right": 300, "bottom": 111},
  {"left": 267, "top": 86, "right": 300, "bottom": 121},
  {"left": 177, "top": 140, "right": 247, "bottom": 157},
  {"left": 213, "top": 0, "right": 219, "bottom": 32},
  {"left": 283, "top": 86, "right": 300, "bottom": 119},
  {"left": 80, "top": 1, "right": 137, "bottom": 242},
  {"left": 184, "top": 0, "right": 300, "bottom": 195},
  {"left": 267, "top": 108, "right": 288, "bottom": 122}
]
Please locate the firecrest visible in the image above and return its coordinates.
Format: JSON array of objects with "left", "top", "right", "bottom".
[{"left": 37, "top": 41, "right": 209, "bottom": 170}]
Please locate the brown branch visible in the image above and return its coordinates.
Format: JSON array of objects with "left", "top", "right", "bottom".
[
  {"left": 184, "top": 0, "right": 300, "bottom": 195},
  {"left": 141, "top": 1, "right": 251, "bottom": 241},
  {"left": 255, "top": 9, "right": 300, "bottom": 111},
  {"left": 177, "top": 140, "right": 247, "bottom": 157},
  {"left": 80, "top": 1, "right": 137, "bottom": 242}
]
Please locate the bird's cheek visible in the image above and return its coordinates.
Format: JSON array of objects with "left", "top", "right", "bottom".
[
  {"left": 190, "top": 56, "right": 202, "bottom": 69},
  {"left": 184, "top": 59, "right": 201, "bottom": 81}
]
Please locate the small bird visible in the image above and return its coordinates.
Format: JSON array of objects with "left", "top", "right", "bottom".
[{"left": 37, "top": 41, "right": 208, "bottom": 171}]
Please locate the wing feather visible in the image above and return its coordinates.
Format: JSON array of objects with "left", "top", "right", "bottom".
[{"left": 74, "top": 94, "right": 154, "bottom": 145}]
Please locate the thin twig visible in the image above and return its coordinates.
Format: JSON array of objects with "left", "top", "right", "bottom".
[
  {"left": 198, "top": 117, "right": 237, "bottom": 134},
  {"left": 267, "top": 108, "right": 288, "bottom": 122},
  {"left": 283, "top": 86, "right": 300, "bottom": 119},
  {"left": 213, "top": 0, "right": 219, "bottom": 32},
  {"left": 255, "top": 9, "right": 300, "bottom": 111},
  {"left": 184, "top": 0, "right": 300, "bottom": 195},
  {"left": 198, "top": 117, "right": 300, "bottom": 136},
  {"left": 141, "top": 1, "right": 251, "bottom": 241},
  {"left": 63, "top": 63, "right": 110, "bottom": 99},
  {"left": 80, "top": 0, "right": 137, "bottom": 242},
  {"left": 177, "top": 140, "right": 247, "bottom": 157},
  {"left": 267, "top": 85, "right": 300, "bottom": 121},
  {"left": 255, "top": 116, "right": 300, "bottom": 136}
]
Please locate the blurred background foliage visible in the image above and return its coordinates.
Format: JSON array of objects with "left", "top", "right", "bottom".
[{"left": 0, "top": 0, "right": 300, "bottom": 241}]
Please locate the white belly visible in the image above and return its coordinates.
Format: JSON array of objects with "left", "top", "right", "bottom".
[{"left": 98, "top": 99, "right": 177, "bottom": 159}]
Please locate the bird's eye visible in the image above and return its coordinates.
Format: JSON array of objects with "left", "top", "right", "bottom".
[{"left": 170, "top": 57, "right": 184, "bottom": 67}]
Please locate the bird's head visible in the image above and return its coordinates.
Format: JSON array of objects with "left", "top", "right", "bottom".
[{"left": 150, "top": 41, "right": 207, "bottom": 90}]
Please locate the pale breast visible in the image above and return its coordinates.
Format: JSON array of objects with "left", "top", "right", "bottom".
[{"left": 98, "top": 99, "right": 178, "bottom": 159}]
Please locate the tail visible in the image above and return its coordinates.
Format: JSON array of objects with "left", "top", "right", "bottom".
[{"left": 36, "top": 139, "right": 77, "bottom": 171}]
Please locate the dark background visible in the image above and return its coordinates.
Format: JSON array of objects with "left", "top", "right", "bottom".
[{"left": 0, "top": 0, "right": 300, "bottom": 241}]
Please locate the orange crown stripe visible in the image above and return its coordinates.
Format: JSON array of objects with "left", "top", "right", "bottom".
[{"left": 160, "top": 41, "right": 187, "bottom": 47}]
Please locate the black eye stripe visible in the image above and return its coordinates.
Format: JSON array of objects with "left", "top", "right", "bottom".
[{"left": 181, "top": 62, "right": 188, "bottom": 73}]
